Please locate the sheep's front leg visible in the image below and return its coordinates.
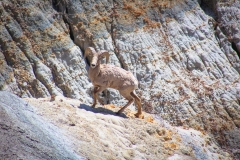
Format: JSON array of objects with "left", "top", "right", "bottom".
[
  {"left": 92, "top": 86, "right": 106, "bottom": 107},
  {"left": 92, "top": 86, "right": 98, "bottom": 107}
]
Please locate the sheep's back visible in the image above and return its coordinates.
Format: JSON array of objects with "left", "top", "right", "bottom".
[{"left": 98, "top": 64, "right": 138, "bottom": 90}]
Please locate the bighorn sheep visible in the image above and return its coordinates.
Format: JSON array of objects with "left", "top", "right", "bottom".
[{"left": 84, "top": 47, "right": 142, "bottom": 118}]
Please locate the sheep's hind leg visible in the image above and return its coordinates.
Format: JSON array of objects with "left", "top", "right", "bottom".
[
  {"left": 117, "top": 91, "right": 134, "bottom": 115},
  {"left": 92, "top": 86, "right": 106, "bottom": 107},
  {"left": 130, "top": 92, "right": 143, "bottom": 118},
  {"left": 116, "top": 98, "right": 134, "bottom": 115}
]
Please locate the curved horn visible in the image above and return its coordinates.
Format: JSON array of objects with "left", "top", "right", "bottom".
[
  {"left": 98, "top": 50, "right": 110, "bottom": 64},
  {"left": 84, "top": 47, "right": 97, "bottom": 59}
]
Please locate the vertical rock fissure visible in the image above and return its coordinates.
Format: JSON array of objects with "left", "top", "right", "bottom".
[
  {"left": 63, "top": 7, "right": 74, "bottom": 42},
  {"left": 52, "top": 0, "right": 74, "bottom": 42},
  {"left": 110, "top": 0, "right": 124, "bottom": 69},
  {"left": 199, "top": 0, "right": 217, "bottom": 20},
  {"left": 232, "top": 42, "right": 240, "bottom": 59},
  {"left": 1, "top": 48, "right": 11, "bottom": 67}
]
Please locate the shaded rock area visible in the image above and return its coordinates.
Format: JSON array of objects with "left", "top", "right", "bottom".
[
  {"left": 0, "top": 91, "right": 83, "bottom": 160},
  {"left": 0, "top": 0, "right": 240, "bottom": 159}
]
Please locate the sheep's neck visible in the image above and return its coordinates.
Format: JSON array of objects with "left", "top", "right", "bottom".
[{"left": 88, "top": 63, "right": 100, "bottom": 81}]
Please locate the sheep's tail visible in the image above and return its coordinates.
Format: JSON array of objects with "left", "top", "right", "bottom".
[{"left": 133, "top": 77, "right": 139, "bottom": 90}]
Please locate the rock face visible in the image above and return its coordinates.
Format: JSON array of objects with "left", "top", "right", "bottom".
[
  {"left": 0, "top": 91, "right": 83, "bottom": 160},
  {"left": 0, "top": 90, "right": 232, "bottom": 159},
  {"left": 0, "top": 0, "right": 90, "bottom": 100},
  {"left": 0, "top": 0, "right": 240, "bottom": 159}
]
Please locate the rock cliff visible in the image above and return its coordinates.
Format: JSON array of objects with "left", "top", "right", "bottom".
[{"left": 0, "top": 0, "right": 240, "bottom": 159}]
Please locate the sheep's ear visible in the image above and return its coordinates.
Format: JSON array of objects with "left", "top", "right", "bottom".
[
  {"left": 98, "top": 50, "right": 109, "bottom": 64},
  {"left": 84, "top": 47, "right": 96, "bottom": 59}
]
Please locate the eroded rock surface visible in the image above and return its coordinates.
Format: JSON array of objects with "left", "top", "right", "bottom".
[
  {"left": 24, "top": 94, "right": 232, "bottom": 160},
  {"left": 0, "top": 0, "right": 240, "bottom": 159},
  {"left": 0, "top": 91, "right": 83, "bottom": 160},
  {"left": 0, "top": 0, "right": 90, "bottom": 101}
]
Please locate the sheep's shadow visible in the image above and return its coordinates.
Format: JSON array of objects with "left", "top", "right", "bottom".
[{"left": 78, "top": 104, "right": 128, "bottom": 118}]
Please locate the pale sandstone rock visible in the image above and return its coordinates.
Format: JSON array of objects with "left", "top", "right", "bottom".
[{"left": 23, "top": 94, "right": 232, "bottom": 160}]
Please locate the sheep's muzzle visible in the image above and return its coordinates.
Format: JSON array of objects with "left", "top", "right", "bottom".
[
  {"left": 91, "top": 56, "right": 98, "bottom": 68},
  {"left": 91, "top": 63, "right": 96, "bottom": 68}
]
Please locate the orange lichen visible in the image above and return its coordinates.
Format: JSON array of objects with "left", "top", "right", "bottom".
[
  {"left": 163, "top": 130, "right": 173, "bottom": 141},
  {"left": 145, "top": 116, "right": 154, "bottom": 123},
  {"left": 164, "top": 142, "right": 179, "bottom": 150},
  {"left": 143, "top": 17, "right": 161, "bottom": 29},
  {"left": 156, "top": 129, "right": 179, "bottom": 142},
  {"left": 77, "top": 22, "right": 83, "bottom": 27},
  {"left": 90, "top": 18, "right": 99, "bottom": 25},
  {"left": 99, "top": 16, "right": 108, "bottom": 22},
  {"left": 123, "top": 2, "right": 145, "bottom": 17},
  {"left": 104, "top": 104, "right": 116, "bottom": 109}
]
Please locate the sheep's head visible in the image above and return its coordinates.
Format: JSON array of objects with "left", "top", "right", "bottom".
[{"left": 84, "top": 47, "right": 110, "bottom": 68}]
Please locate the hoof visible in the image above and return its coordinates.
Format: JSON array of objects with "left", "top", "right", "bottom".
[
  {"left": 91, "top": 104, "right": 96, "bottom": 108},
  {"left": 116, "top": 111, "right": 121, "bottom": 115},
  {"left": 134, "top": 113, "right": 144, "bottom": 119}
]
